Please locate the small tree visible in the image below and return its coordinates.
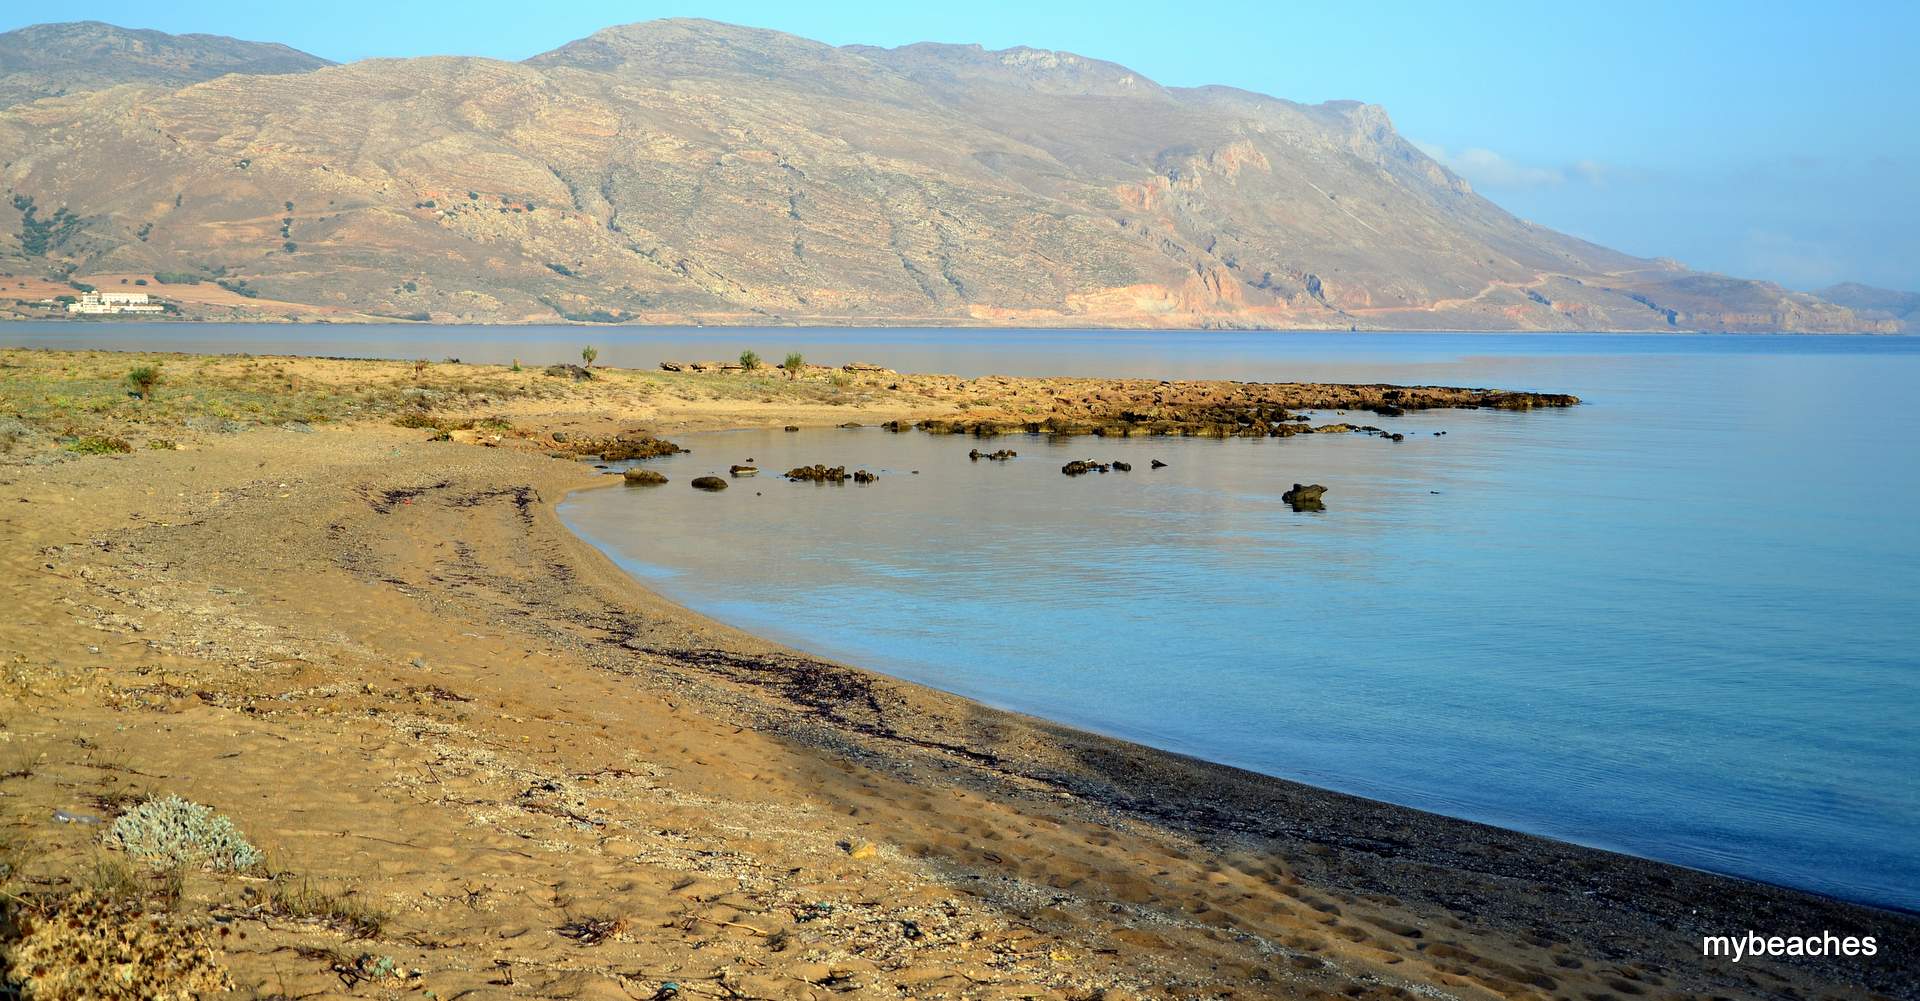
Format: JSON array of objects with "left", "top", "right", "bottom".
[
  {"left": 739, "top": 349, "right": 761, "bottom": 371},
  {"left": 581, "top": 345, "right": 598, "bottom": 368},
  {"left": 126, "top": 364, "right": 162, "bottom": 400},
  {"left": 782, "top": 352, "right": 805, "bottom": 380}
]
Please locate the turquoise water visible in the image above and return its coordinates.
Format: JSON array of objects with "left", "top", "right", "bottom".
[{"left": 12, "top": 324, "right": 1918, "bottom": 910}]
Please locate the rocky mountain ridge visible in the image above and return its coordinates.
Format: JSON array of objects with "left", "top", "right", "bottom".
[
  {"left": 0, "top": 19, "right": 1899, "bottom": 331},
  {"left": 0, "top": 20, "right": 331, "bottom": 109}
]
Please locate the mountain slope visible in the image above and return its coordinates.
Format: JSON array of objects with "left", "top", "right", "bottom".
[
  {"left": 0, "top": 19, "right": 1891, "bottom": 330},
  {"left": 0, "top": 21, "right": 331, "bottom": 109},
  {"left": 1815, "top": 282, "right": 1920, "bottom": 332}
]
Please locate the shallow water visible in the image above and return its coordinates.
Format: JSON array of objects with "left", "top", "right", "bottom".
[
  {"left": 552, "top": 333, "right": 1920, "bottom": 912},
  {"left": 14, "top": 323, "right": 1919, "bottom": 910}
]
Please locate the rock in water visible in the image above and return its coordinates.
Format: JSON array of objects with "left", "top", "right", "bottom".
[
  {"left": 622, "top": 468, "right": 667, "bottom": 486},
  {"left": 786, "top": 464, "right": 850, "bottom": 483},
  {"left": 1150, "top": 459, "right": 1168, "bottom": 468},
  {"left": 1282, "top": 482, "right": 1327, "bottom": 511},
  {"left": 852, "top": 469, "right": 877, "bottom": 483},
  {"left": 691, "top": 476, "right": 728, "bottom": 491},
  {"left": 729, "top": 464, "right": 758, "bottom": 477},
  {"left": 1111, "top": 460, "right": 1133, "bottom": 472}
]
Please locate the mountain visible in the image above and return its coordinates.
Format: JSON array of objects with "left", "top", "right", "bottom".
[
  {"left": 1815, "top": 282, "right": 1920, "bottom": 332},
  {"left": 0, "top": 21, "right": 331, "bottom": 109},
  {"left": 0, "top": 19, "right": 1894, "bottom": 330}
]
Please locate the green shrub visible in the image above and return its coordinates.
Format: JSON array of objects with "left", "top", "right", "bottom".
[
  {"left": 146, "top": 439, "right": 177, "bottom": 450},
  {"left": 126, "top": 364, "right": 162, "bottom": 400},
  {"left": 782, "top": 352, "right": 805, "bottom": 379},
  {"left": 152, "top": 272, "right": 201, "bottom": 285},
  {"left": 66, "top": 436, "right": 132, "bottom": 455},
  {"left": 580, "top": 345, "right": 598, "bottom": 367},
  {"left": 102, "top": 795, "right": 262, "bottom": 872},
  {"left": 739, "top": 349, "right": 761, "bottom": 370}
]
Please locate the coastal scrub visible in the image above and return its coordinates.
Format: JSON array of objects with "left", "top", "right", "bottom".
[{"left": 102, "top": 796, "right": 263, "bottom": 872}]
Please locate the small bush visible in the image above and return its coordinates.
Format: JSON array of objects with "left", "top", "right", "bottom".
[
  {"left": 0, "top": 891, "right": 233, "bottom": 999},
  {"left": 782, "top": 352, "right": 805, "bottom": 379},
  {"left": 66, "top": 436, "right": 132, "bottom": 455},
  {"left": 581, "top": 345, "right": 598, "bottom": 367},
  {"left": 152, "top": 272, "right": 201, "bottom": 285},
  {"left": 102, "top": 795, "right": 263, "bottom": 872},
  {"left": 145, "top": 439, "right": 177, "bottom": 451},
  {"left": 126, "top": 364, "right": 162, "bottom": 400},
  {"left": 739, "top": 349, "right": 761, "bottom": 370}
]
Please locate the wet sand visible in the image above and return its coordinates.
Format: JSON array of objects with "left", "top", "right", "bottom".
[{"left": 1, "top": 349, "right": 1914, "bottom": 1000}]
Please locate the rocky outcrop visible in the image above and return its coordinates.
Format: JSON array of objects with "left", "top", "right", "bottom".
[
  {"left": 583, "top": 434, "right": 685, "bottom": 461},
  {"left": 1282, "top": 483, "right": 1327, "bottom": 512},
  {"left": 785, "top": 464, "right": 850, "bottom": 483}
]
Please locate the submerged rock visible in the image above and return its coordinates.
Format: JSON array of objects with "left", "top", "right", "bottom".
[
  {"left": 969, "top": 448, "right": 1018, "bottom": 461},
  {"left": 1150, "top": 459, "right": 1168, "bottom": 468},
  {"left": 729, "top": 464, "right": 759, "bottom": 477},
  {"left": 1061, "top": 460, "right": 1111, "bottom": 476},
  {"left": 1111, "top": 460, "right": 1132, "bottom": 472},
  {"left": 852, "top": 469, "right": 878, "bottom": 484},
  {"left": 784, "top": 425, "right": 800, "bottom": 432},
  {"left": 623, "top": 468, "right": 667, "bottom": 486},
  {"left": 690, "top": 476, "right": 728, "bottom": 491}
]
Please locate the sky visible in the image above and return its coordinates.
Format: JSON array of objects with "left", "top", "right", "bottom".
[{"left": 8, "top": 1, "right": 1917, "bottom": 291}]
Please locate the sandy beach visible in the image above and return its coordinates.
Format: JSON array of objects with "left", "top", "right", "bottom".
[{"left": 1, "top": 349, "right": 1913, "bottom": 1000}]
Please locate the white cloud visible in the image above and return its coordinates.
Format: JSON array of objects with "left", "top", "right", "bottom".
[{"left": 1414, "top": 142, "right": 1585, "bottom": 190}]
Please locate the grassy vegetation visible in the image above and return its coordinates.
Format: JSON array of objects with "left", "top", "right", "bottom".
[
  {"left": 0, "top": 349, "right": 916, "bottom": 448},
  {"left": 267, "top": 876, "right": 386, "bottom": 938}
]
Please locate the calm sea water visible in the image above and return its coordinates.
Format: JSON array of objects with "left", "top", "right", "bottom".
[{"left": 13, "top": 324, "right": 1919, "bottom": 910}]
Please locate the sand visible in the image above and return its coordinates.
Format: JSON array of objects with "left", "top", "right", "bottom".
[{"left": 0, "top": 350, "right": 1914, "bottom": 1000}]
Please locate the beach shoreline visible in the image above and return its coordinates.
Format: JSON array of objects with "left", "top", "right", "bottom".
[{"left": 2, "top": 348, "right": 1914, "bottom": 999}]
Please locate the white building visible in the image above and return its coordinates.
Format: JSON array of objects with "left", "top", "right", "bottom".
[{"left": 68, "top": 291, "right": 165, "bottom": 315}]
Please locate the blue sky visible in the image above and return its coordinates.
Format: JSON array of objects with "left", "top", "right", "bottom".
[{"left": 10, "top": 1, "right": 1916, "bottom": 291}]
